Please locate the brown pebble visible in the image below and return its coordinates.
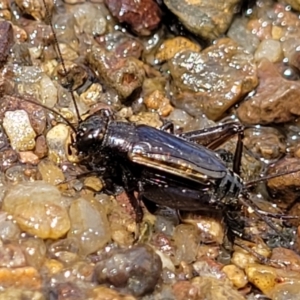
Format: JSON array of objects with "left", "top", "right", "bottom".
[
  {"left": 18, "top": 151, "right": 40, "bottom": 165},
  {"left": 0, "top": 21, "right": 13, "bottom": 68},
  {"left": 105, "top": 0, "right": 161, "bottom": 36},
  {"left": 0, "top": 267, "right": 41, "bottom": 289}
]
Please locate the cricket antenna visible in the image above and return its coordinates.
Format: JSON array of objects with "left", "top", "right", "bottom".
[
  {"left": 42, "top": 0, "right": 82, "bottom": 122},
  {"left": 245, "top": 167, "right": 300, "bottom": 188},
  {"left": 20, "top": 97, "right": 77, "bottom": 133}
]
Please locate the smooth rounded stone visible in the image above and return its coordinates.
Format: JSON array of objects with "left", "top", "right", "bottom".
[
  {"left": 237, "top": 59, "right": 300, "bottom": 124},
  {"left": 0, "top": 212, "right": 21, "bottom": 240},
  {"left": 92, "top": 286, "right": 137, "bottom": 300},
  {"left": 94, "top": 245, "right": 162, "bottom": 296},
  {"left": 0, "top": 288, "right": 45, "bottom": 300},
  {"left": 267, "top": 157, "right": 300, "bottom": 208},
  {"left": 163, "top": 0, "right": 240, "bottom": 40},
  {"left": 46, "top": 124, "right": 70, "bottom": 163},
  {"left": 168, "top": 38, "right": 258, "bottom": 121},
  {"left": 20, "top": 238, "right": 46, "bottom": 269},
  {"left": 173, "top": 224, "right": 200, "bottom": 265},
  {"left": 38, "top": 74, "right": 58, "bottom": 108},
  {"left": 0, "top": 242, "right": 26, "bottom": 268},
  {"left": 105, "top": 0, "right": 161, "bottom": 36},
  {"left": 0, "top": 266, "right": 41, "bottom": 289},
  {"left": 243, "top": 127, "right": 286, "bottom": 162},
  {"left": 227, "top": 17, "right": 260, "bottom": 54},
  {"left": 222, "top": 265, "right": 248, "bottom": 289},
  {"left": 86, "top": 47, "right": 145, "bottom": 99},
  {"left": 2, "top": 181, "right": 70, "bottom": 239},
  {"left": 155, "top": 37, "right": 201, "bottom": 63},
  {"left": 68, "top": 198, "right": 111, "bottom": 256},
  {"left": 245, "top": 263, "right": 300, "bottom": 297},
  {"left": 254, "top": 39, "right": 283, "bottom": 62},
  {"left": 3, "top": 110, "right": 36, "bottom": 151},
  {"left": 38, "top": 159, "right": 65, "bottom": 185},
  {"left": 70, "top": 2, "right": 108, "bottom": 37}
]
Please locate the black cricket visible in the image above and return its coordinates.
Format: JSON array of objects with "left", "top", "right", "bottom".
[
  {"left": 74, "top": 108, "right": 288, "bottom": 243},
  {"left": 38, "top": 0, "right": 296, "bottom": 248},
  {"left": 76, "top": 109, "right": 244, "bottom": 212}
]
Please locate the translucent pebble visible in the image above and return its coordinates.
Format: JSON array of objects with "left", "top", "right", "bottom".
[
  {"left": 173, "top": 224, "right": 200, "bottom": 265},
  {"left": 20, "top": 238, "right": 46, "bottom": 269},
  {"left": 38, "top": 159, "right": 65, "bottom": 185},
  {"left": 46, "top": 124, "right": 70, "bottom": 163},
  {"left": 71, "top": 3, "right": 108, "bottom": 36},
  {"left": 39, "top": 74, "right": 58, "bottom": 108},
  {"left": 0, "top": 219, "right": 21, "bottom": 241},
  {"left": 254, "top": 39, "right": 283, "bottom": 63},
  {"left": 2, "top": 181, "right": 70, "bottom": 239},
  {"left": 3, "top": 110, "right": 36, "bottom": 151},
  {"left": 68, "top": 198, "right": 111, "bottom": 255}
]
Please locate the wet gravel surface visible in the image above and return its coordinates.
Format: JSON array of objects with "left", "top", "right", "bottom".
[{"left": 1, "top": 0, "right": 300, "bottom": 299}]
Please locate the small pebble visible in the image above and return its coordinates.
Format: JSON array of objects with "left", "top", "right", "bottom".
[
  {"left": 222, "top": 264, "right": 248, "bottom": 289},
  {"left": 68, "top": 198, "right": 111, "bottom": 255},
  {"left": 0, "top": 266, "right": 41, "bottom": 289},
  {"left": 3, "top": 110, "right": 36, "bottom": 151},
  {"left": 95, "top": 245, "right": 162, "bottom": 296},
  {"left": 2, "top": 181, "right": 70, "bottom": 239}
]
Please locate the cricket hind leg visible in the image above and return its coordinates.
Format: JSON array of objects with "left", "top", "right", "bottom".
[
  {"left": 161, "top": 121, "right": 244, "bottom": 174},
  {"left": 237, "top": 192, "right": 294, "bottom": 248},
  {"left": 224, "top": 210, "right": 292, "bottom": 267},
  {"left": 179, "top": 122, "right": 244, "bottom": 175}
]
